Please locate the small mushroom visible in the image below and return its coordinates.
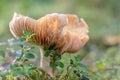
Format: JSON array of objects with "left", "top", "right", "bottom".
[{"left": 9, "top": 13, "right": 89, "bottom": 76}]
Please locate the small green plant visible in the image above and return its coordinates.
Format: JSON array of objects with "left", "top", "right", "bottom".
[
  {"left": 57, "top": 55, "right": 89, "bottom": 80},
  {"left": 0, "top": 30, "right": 90, "bottom": 80},
  {"left": 0, "top": 30, "right": 51, "bottom": 80},
  {"left": 44, "top": 43, "right": 64, "bottom": 73}
]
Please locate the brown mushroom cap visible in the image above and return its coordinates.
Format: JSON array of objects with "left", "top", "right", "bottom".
[{"left": 9, "top": 13, "right": 89, "bottom": 54}]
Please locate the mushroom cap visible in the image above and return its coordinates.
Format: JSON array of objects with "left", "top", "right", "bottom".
[{"left": 9, "top": 13, "right": 89, "bottom": 54}]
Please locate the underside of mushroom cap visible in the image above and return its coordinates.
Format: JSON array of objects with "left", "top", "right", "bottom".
[{"left": 9, "top": 13, "right": 89, "bottom": 54}]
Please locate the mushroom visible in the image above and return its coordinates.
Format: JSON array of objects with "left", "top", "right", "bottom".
[{"left": 9, "top": 13, "right": 89, "bottom": 76}]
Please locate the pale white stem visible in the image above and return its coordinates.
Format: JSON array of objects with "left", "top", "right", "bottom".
[{"left": 40, "top": 47, "right": 43, "bottom": 67}]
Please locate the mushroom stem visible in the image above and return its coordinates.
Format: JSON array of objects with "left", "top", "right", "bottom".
[
  {"left": 39, "top": 47, "right": 57, "bottom": 77},
  {"left": 39, "top": 47, "right": 44, "bottom": 68}
]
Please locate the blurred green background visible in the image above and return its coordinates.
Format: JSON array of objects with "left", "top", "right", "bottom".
[
  {"left": 0, "top": 0, "right": 120, "bottom": 79},
  {"left": 0, "top": 0, "right": 120, "bottom": 39}
]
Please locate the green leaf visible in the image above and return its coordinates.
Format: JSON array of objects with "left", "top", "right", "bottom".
[
  {"left": 29, "top": 67, "right": 37, "bottom": 71},
  {"left": 78, "top": 63, "right": 87, "bottom": 68},
  {"left": 43, "top": 47, "right": 48, "bottom": 50},
  {"left": 80, "top": 71, "right": 88, "bottom": 76},
  {"left": 56, "top": 61, "right": 64, "bottom": 68},
  {"left": 56, "top": 66, "right": 63, "bottom": 73},
  {"left": 19, "top": 37, "right": 25, "bottom": 42},
  {"left": 55, "top": 55, "right": 61, "bottom": 61},
  {"left": 70, "top": 59, "right": 74, "bottom": 64},
  {"left": 25, "top": 53, "right": 35, "bottom": 59},
  {"left": 98, "top": 61, "right": 105, "bottom": 69},
  {"left": 49, "top": 61, "right": 55, "bottom": 68},
  {"left": 75, "top": 55, "right": 82, "bottom": 61},
  {"left": 10, "top": 65, "right": 16, "bottom": 70},
  {"left": 13, "top": 67, "right": 25, "bottom": 76},
  {"left": 23, "top": 58, "right": 29, "bottom": 62},
  {"left": 0, "top": 70, "right": 9, "bottom": 77},
  {"left": 14, "top": 67, "right": 22, "bottom": 71},
  {"left": 23, "top": 30, "right": 30, "bottom": 36},
  {"left": 44, "top": 51, "right": 49, "bottom": 57},
  {"left": 10, "top": 64, "right": 18, "bottom": 70},
  {"left": 0, "top": 50, "right": 5, "bottom": 57},
  {"left": 49, "top": 43, "right": 56, "bottom": 50},
  {"left": 28, "top": 37, "right": 35, "bottom": 42},
  {"left": 50, "top": 50, "right": 56, "bottom": 55},
  {"left": 16, "top": 51, "right": 23, "bottom": 60}
]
